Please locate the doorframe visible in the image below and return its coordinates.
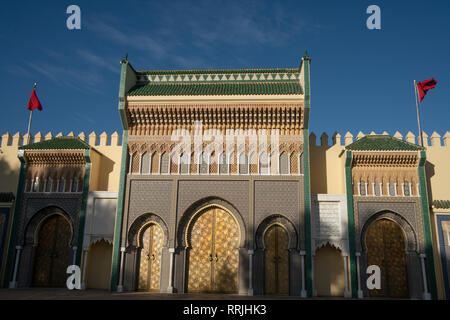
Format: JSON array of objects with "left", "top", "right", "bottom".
[
  {"left": 31, "top": 212, "right": 74, "bottom": 287},
  {"left": 361, "top": 213, "right": 417, "bottom": 298}
]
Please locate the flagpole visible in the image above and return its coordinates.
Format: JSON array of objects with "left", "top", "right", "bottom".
[
  {"left": 414, "top": 80, "right": 424, "bottom": 146},
  {"left": 26, "top": 82, "right": 37, "bottom": 136}
]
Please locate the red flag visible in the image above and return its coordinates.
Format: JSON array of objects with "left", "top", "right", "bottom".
[
  {"left": 417, "top": 78, "right": 437, "bottom": 103},
  {"left": 27, "top": 88, "right": 43, "bottom": 111}
]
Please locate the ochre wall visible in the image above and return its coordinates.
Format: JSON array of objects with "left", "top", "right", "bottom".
[
  {"left": 431, "top": 210, "right": 450, "bottom": 300},
  {"left": 309, "top": 133, "right": 346, "bottom": 194},
  {"left": 0, "top": 132, "right": 123, "bottom": 195},
  {"left": 314, "top": 245, "right": 345, "bottom": 296},
  {"left": 425, "top": 134, "right": 450, "bottom": 202},
  {"left": 85, "top": 240, "right": 113, "bottom": 289},
  {"left": 0, "top": 133, "right": 21, "bottom": 194}
]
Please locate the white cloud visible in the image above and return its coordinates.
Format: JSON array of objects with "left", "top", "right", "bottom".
[
  {"left": 77, "top": 49, "right": 120, "bottom": 74},
  {"left": 88, "top": 19, "right": 166, "bottom": 58}
]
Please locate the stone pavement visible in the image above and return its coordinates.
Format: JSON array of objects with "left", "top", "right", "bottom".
[{"left": 0, "top": 288, "right": 349, "bottom": 300}]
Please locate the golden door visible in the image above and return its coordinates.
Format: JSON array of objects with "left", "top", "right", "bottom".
[
  {"left": 366, "top": 219, "right": 409, "bottom": 298},
  {"left": 32, "top": 215, "right": 71, "bottom": 287},
  {"left": 138, "top": 224, "right": 164, "bottom": 291},
  {"left": 264, "top": 224, "right": 289, "bottom": 295},
  {"left": 187, "top": 207, "right": 240, "bottom": 293}
]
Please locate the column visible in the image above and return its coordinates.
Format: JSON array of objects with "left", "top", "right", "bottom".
[
  {"left": 167, "top": 248, "right": 175, "bottom": 293},
  {"left": 81, "top": 248, "right": 89, "bottom": 290},
  {"left": 311, "top": 253, "right": 317, "bottom": 296},
  {"left": 420, "top": 253, "right": 431, "bottom": 300},
  {"left": 248, "top": 250, "right": 254, "bottom": 296},
  {"left": 72, "top": 246, "right": 78, "bottom": 265},
  {"left": 117, "top": 247, "right": 126, "bottom": 292},
  {"left": 355, "top": 252, "right": 363, "bottom": 298},
  {"left": 343, "top": 254, "right": 350, "bottom": 298},
  {"left": 9, "top": 246, "right": 23, "bottom": 288},
  {"left": 299, "top": 250, "right": 307, "bottom": 298}
]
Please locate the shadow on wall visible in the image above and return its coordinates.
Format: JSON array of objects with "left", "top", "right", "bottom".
[
  {"left": 425, "top": 160, "right": 435, "bottom": 203},
  {"left": 309, "top": 133, "right": 333, "bottom": 194},
  {"left": 314, "top": 244, "right": 345, "bottom": 297},
  {"left": 0, "top": 151, "right": 20, "bottom": 193},
  {"left": 96, "top": 155, "right": 115, "bottom": 191},
  {"left": 214, "top": 258, "right": 238, "bottom": 293}
]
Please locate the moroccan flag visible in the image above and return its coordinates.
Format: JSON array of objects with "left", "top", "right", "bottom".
[
  {"left": 417, "top": 78, "right": 437, "bottom": 103},
  {"left": 27, "top": 88, "right": 43, "bottom": 111}
]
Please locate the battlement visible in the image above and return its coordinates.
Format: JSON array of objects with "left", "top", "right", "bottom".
[
  {"left": 309, "top": 131, "right": 450, "bottom": 148},
  {"left": 0, "top": 131, "right": 122, "bottom": 148},
  {"left": 2, "top": 131, "right": 450, "bottom": 149}
]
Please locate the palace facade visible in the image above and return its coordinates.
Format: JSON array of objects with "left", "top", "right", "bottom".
[{"left": 1, "top": 53, "right": 450, "bottom": 299}]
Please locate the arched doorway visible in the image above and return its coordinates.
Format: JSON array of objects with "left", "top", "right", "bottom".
[
  {"left": 137, "top": 223, "right": 164, "bottom": 291},
  {"left": 314, "top": 244, "right": 345, "bottom": 297},
  {"left": 32, "top": 214, "right": 72, "bottom": 287},
  {"left": 85, "top": 240, "right": 113, "bottom": 289},
  {"left": 366, "top": 218, "right": 409, "bottom": 298},
  {"left": 264, "top": 224, "right": 289, "bottom": 295},
  {"left": 187, "top": 206, "right": 240, "bottom": 293}
]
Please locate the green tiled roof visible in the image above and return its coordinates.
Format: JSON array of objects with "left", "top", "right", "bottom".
[
  {"left": 128, "top": 81, "right": 303, "bottom": 96},
  {"left": 433, "top": 200, "right": 450, "bottom": 209},
  {"left": 129, "top": 66, "right": 303, "bottom": 96},
  {"left": 346, "top": 135, "right": 424, "bottom": 151},
  {"left": 20, "top": 137, "right": 90, "bottom": 150},
  {"left": 0, "top": 192, "right": 14, "bottom": 202}
]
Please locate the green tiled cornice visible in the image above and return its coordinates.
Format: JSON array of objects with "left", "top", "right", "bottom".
[
  {"left": 433, "top": 200, "right": 450, "bottom": 209},
  {"left": 346, "top": 135, "right": 424, "bottom": 151},
  {"left": 136, "top": 68, "right": 299, "bottom": 75},
  {"left": 20, "top": 137, "right": 90, "bottom": 150}
]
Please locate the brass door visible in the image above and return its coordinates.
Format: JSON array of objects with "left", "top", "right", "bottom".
[
  {"left": 366, "top": 219, "right": 409, "bottom": 298},
  {"left": 138, "top": 223, "right": 164, "bottom": 291},
  {"left": 187, "top": 207, "right": 239, "bottom": 293},
  {"left": 264, "top": 224, "right": 289, "bottom": 295},
  {"left": 32, "top": 215, "right": 71, "bottom": 287}
]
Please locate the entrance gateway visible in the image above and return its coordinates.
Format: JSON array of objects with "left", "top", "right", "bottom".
[
  {"left": 366, "top": 218, "right": 409, "bottom": 298},
  {"left": 32, "top": 214, "right": 72, "bottom": 287},
  {"left": 186, "top": 206, "right": 240, "bottom": 293}
]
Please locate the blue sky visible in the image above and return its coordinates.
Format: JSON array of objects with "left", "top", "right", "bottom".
[{"left": 0, "top": 0, "right": 449, "bottom": 144}]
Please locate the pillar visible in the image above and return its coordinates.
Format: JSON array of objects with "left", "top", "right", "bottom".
[
  {"left": 343, "top": 253, "right": 350, "bottom": 298},
  {"left": 81, "top": 248, "right": 89, "bottom": 290},
  {"left": 248, "top": 249, "right": 254, "bottom": 296},
  {"left": 356, "top": 252, "right": 363, "bottom": 298},
  {"left": 72, "top": 246, "right": 78, "bottom": 265},
  {"left": 167, "top": 248, "right": 175, "bottom": 293},
  {"left": 9, "top": 246, "right": 23, "bottom": 288},
  {"left": 311, "top": 252, "right": 317, "bottom": 297},
  {"left": 420, "top": 253, "right": 431, "bottom": 300},
  {"left": 117, "top": 247, "right": 126, "bottom": 292},
  {"left": 299, "top": 250, "right": 307, "bottom": 298}
]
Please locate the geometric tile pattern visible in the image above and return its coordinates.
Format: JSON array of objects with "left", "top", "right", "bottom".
[
  {"left": 138, "top": 223, "right": 164, "bottom": 291},
  {"left": 264, "top": 224, "right": 289, "bottom": 295},
  {"left": 213, "top": 208, "right": 239, "bottom": 293},
  {"left": 187, "top": 208, "right": 239, "bottom": 293},
  {"left": 353, "top": 197, "right": 425, "bottom": 252},
  {"left": 129, "top": 69, "right": 303, "bottom": 96},
  {"left": 136, "top": 70, "right": 300, "bottom": 83},
  {"left": 366, "top": 219, "right": 409, "bottom": 298},
  {"left": 32, "top": 215, "right": 71, "bottom": 287},
  {"left": 187, "top": 209, "right": 213, "bottom": 293}
]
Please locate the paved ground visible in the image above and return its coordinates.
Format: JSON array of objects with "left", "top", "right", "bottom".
[{"left": 0, "top": 288, "right": 350, "bottom": 300}]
